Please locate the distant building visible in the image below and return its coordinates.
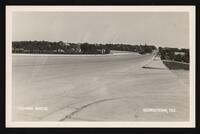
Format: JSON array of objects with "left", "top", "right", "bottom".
[
  {"left": 24, "top": 50, "right": 31, "bottom": 53},
  {"left": 53, "top": 49, "right": 65, "bottom": 53},
  {"left": 174, "top": 52, "right": 185, "bottom": 56},
  {"left": 64, "top": 43, "right": 70, "bottom": 46},
  {"left": 96, "top": 48, "right": 106, "bottom": 54},
  {"left": 68, "top": 43, "right": 81, "bottom": 53},
  {"left": 13, "top": 48, "right": 24, "bottom": 53}
]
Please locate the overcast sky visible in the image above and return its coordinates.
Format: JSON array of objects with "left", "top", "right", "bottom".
[{"left": 12, "top": 12, "right": 189, "bottom": 48}]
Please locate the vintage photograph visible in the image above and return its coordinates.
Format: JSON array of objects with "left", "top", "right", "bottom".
[{"left": 6, "top": 6, "right": 195, "bottom": 127}]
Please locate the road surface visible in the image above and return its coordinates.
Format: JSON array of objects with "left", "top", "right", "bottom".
[{"left": 12, "top": 53, "right": 189, "bottom": 121}]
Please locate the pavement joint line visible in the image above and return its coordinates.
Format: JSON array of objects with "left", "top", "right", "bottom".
[
  {"left": 140, "top": 55, "right": 155, "bottom": 68},
  {"left": 59, "top": 97, "right": 120, "bottom": 121}
]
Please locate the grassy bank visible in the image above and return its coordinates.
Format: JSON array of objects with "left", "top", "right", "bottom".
[{"left": 163, "top": 60, "right": 189, "bottom": 70}]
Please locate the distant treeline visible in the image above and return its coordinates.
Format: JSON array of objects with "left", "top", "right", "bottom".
[
  {"left": 105, "top": 43, "right": 156, "bottom": 54},
  {"left": 12, "top": 41, "right": 157, "bottom": 54},
  {"left": 158, "top": 47, "right": 189, "bottom": 63}
]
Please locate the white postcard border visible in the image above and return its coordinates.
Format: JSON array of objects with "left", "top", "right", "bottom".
[{"left": 6, "top": 6, "right": 196, "bottom": 128}]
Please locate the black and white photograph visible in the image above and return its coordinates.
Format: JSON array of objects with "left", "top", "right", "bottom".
[{"left": 6, "top": 6, "right": 195, "bottom": 127}]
